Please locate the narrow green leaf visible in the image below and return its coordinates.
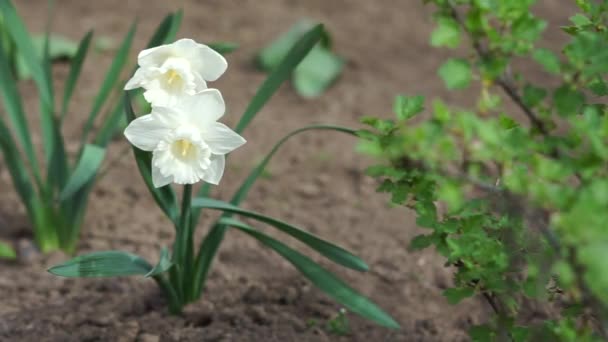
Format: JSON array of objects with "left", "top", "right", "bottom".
[
  {"left": 256, "top": 21, "right": 325, "bottom": 71},
  {"left": 124, "top": 92, "right": 179, "bottom": 224},
  {"left": 94, "top": 94, "right": 126, "bottom": 146},
  {"left": 61, "top": 30, "right": 93, "bottom": 119},
  {"left": 59, "top": 144, "right": 105, "bottom": 200},
  {"left": 438, "top": 58, "right": 471, "bottom": 90},
  {"left": 41, "top": 1, "right": 55, "bottom": 104},
  {"left": 0, "top": 118, "right": 34, "bottom": 213},
  {"left": 207, "top": 42, "right": 239, "bottom": 55},
  {"left": 192, "top": 197, "right": 368, "bottom": 272},
  {"left": 293, "top": 45, "right": 344, "bottom": 98},
  {"left": 82, "top": 21, "right": 136, "bottom": 146},
  {"left": 48, "top": 250, "right": 152, "bottom": 277},
  {"left": 192, "top": 24, "right": 326, "bottom": 217},
  {"left": 2, "top": 0, "right": 56, "bottom": 169},
  {"left": 145, "top": 247, "right": 173, "bottom": 277},
  {"left": 190, "top": 221, "right": 227, "bottom": 299},
  {"left": 144, "top": 10, "right": 182, "bottom": 49},
  {"left": 0, "top": 41, "right": 42, "bottom": 186},
  {"left": 232, "top": 125, "right": 355, "bottom": 206},
  {"left": 0, "top": 241, "right": 16, "bottom": 259},
  {"left": 223, "top": 218, "right": 399, "bottom": 329},
  {"left": 189, "top": 25, "right": 330, "bottom": 298},
  {"left": 236, "top": 24, "right": 325, "bottom": 134},
  {"left": 0, "top": 0, "right": 52, "bottom": 106}
]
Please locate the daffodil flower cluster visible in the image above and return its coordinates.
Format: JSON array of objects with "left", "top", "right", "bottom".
[{"left": 124, "top": 39, "right": 245, "bottom": 187}]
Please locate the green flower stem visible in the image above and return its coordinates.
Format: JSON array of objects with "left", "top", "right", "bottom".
[{"left": 175, "top": 184, "right": 193, "bottom": 300}]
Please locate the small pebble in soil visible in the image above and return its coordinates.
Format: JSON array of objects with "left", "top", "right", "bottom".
[
  {"left": 247, "top": 305, "right": 271, "bottom": 326},
  {"left": 117, "top": 320, "right": 140, "bottom": 342},
  {"left": 295, "top": 183, "right": 322, "bottom": 198},
  {"left": 137, "top": 333, "right": 160, "bottom": 342},
  {"left": 16, "top": 238, "right": 40, "bottom": 264}
]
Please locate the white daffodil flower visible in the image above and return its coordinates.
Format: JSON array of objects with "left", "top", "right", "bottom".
[
  {"left": 125, "top": 38, "right": 227, "bottom": 106},
  {"left": 124, "top": 89, "right": 245, "bottom": 187}
]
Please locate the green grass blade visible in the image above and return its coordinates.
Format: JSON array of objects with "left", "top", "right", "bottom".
[
  {"left": 81, "top": 21, "right": 136, "bottom": 146},
  {"left": 235, "top": 24, "right": 325, "bottom": 134},
  {"left": 59, "top": 144, "right": 105, "bottom": 200},
  {"left": 0, "top": 41, "right": 42, "bottom": 187},
  {"left": 48, "top": 250, "right": 153, "bottom": 278},
  {"left": 232, "top": 125, "right": 355, "bottom": 206},
  {"left": 192, "top": 197, "right": 368, "bottom": 272},
  {"left": 61, "top": 30, "right": 93, "bottom": 120},
  {"left": 94, "top": 94, "right": 126, "bottom": 146},
  {"left": 124, "top": 91, "right": 179, "bottom": 224},
  {"left": 223, "top": 218, "right": 400, "bottom": 329},
  {"left": 0, "top": 241, "right": 16, "bottom": 259}
]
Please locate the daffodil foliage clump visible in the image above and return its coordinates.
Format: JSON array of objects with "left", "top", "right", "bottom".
[{"left": 360, "top": 0, "right": 608, "bottom": 340}]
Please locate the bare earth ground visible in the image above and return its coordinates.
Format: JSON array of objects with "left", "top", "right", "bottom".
[{"left": 0, "top": 1, "right": 571, "bottom": 341}]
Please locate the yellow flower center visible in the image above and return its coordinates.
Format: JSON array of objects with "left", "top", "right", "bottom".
[
  {"left": 166, "top": 69, "right": 181, "bottom": 85},
  {"left": 174, "top": 139, "right": 193, "bottom": 158}
]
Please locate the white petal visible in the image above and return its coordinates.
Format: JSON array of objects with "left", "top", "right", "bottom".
[
  {"left": 151, "top": 163, "right": 173, "bottom": 188},
  {"left": 202, "top": 154, "right": 225, "bottom": 185},
  {"left": 176, "top": 89, "right": 226, "bottom": 125},
  {"left": 124, "top": 114, "right": 170, "bottom": 151},
  {"left": 124, "top": 68, "right": 146, "bottom": 90},
  {"left": 138, "top": 44, "right": 172, "bottom": 68},
  {"left": 143, "top": 88, "right": 183, "bottom": 107},
  {"left": 193, "top": 46, "right": 227, "bottom": 81},
  {"left": 204, "top": 122, "right": 246, "bottom": 155},
  {"left": 173, "top": 39, "right": 227, "bottom": 81}
]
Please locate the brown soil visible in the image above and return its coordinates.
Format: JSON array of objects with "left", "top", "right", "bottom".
[{"left": 0, "top": 1, "right": 572, "bottom": 341}]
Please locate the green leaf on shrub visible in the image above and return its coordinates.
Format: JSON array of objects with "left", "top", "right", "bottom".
[
  {"left": 443, "top": 287, "right": 475, "bottom": 304},
  {"left": 431, "top": 17, "right": 461, "bottom": 48},
  {"left": 469, "top": 324, "right": 495, "bottom": 341},
  {"left": 532, "top": 48, "right": 561, "bottom": 74},
  {"left": 522, "top": 84, "right": 547, "bottom": 107},
  {"left": 439, "top": 58, "right": 471, "bottom": 90},
  {"left": 48, "top": 251, "right": 152, "bottom": 277},
  {"left": 409, "top": 234, "right": 434, "bottom": 251},
  {"left": 553, "top": 85, "right": 584, "bottom": 116},
  {"left": 569, "top": 13, "right": 592, "bottom": 26},
  {"left": 394, "top": 95, "right": 424, "bottom": 120},
  {"left": 588, "top": 77, "right": 608, "bottom": 96}
]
